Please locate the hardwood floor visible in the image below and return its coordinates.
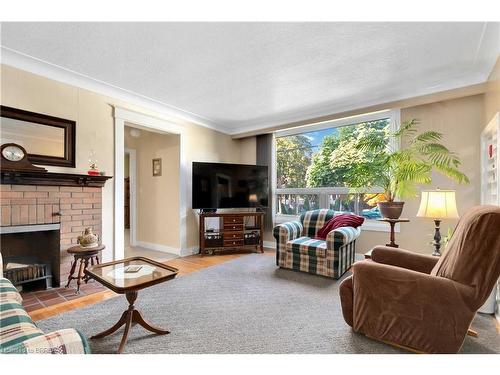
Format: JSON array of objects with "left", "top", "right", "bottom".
[{"left": 28, "top": 248, "right": 274, "bottom": 321}]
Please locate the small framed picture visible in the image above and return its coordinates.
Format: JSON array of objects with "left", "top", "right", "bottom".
[{"left": 152, "top": 158, "right": 162, "bottom": 176}]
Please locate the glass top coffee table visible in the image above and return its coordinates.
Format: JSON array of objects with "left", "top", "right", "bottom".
[{"left": 85, "top": 256, "right": 178, "bottom": 353}]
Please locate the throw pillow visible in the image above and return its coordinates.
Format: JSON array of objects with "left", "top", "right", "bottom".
[{"left": 315, "top": 214, "right": 365, "bottom": 240}]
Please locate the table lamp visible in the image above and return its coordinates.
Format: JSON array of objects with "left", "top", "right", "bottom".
[{"left": 416, "top": 189, "right": 459, "bottom": 256}]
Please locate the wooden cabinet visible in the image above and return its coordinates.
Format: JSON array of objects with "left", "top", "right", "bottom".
[{"left": 198, "top": 212, "right": 265, "bottom": 256}]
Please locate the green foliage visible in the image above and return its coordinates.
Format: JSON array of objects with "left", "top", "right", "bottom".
[
  {"left": 353, "top": 119, "right": 469, "bottom": 201},
  {"left": 305, "top": 134, "right": 345, "bottom": 187},
  {"left": 276, "top": 135, "right": 313, "bottom": 188},
  {"left": 277, "top": 118, "right": 469, "bottom": 203},
  {"left": 306, "top": 120, "right": 389, "bottom": 188}
]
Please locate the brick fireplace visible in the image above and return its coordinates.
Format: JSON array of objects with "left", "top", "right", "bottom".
[{"left": 0, "top": 171, "right": 111, "bottom": 289}]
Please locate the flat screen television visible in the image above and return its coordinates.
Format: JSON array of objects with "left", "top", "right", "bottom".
[{"left": 192, "top": 162, "right": 269, "bottom": 209}]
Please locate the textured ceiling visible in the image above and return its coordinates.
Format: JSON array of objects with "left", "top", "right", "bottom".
[{"left": 1, "top": 22, "right": 498, "bottom": 134}]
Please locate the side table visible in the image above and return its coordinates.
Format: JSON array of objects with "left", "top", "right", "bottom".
[
  {"left": 376, "top": 218, "right": 410, "bottom": 248},
  {"left": 65, "top": 244, "right": 105, "bottom": 294}
]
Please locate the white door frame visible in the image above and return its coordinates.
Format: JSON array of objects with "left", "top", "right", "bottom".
[
  {"left": 114, "top": 106, "right": 187, "bottom": 260},
  {"left": 124, "top": 148, "right": 137, "bottom": 247}
]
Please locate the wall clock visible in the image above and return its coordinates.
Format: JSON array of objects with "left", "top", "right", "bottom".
[{"left": 0, "top": 143, "right": 47, "bottom": 172}]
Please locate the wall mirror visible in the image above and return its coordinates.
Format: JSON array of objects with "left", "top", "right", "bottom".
[{"left": 0, "top": 106, "right": 76, "bottom": 167}]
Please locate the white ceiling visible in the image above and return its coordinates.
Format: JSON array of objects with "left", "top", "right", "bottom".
[{"left": 1, "top": 22, "right": 499, "bottom": 134}]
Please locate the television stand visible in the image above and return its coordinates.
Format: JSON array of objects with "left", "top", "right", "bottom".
[{"left": 198, "top": 211, "right": 265, "bottom": 256}]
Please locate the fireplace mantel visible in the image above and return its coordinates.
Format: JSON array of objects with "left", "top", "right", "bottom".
[{"left": 1, "top": 170, "right": 112, "bottom": 187}]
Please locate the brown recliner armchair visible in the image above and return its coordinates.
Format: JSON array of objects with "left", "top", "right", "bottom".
[{"left": 339, "top": 205, "right": 500, "bottom": 353}]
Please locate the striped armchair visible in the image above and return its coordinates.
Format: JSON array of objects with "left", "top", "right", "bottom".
[{"left": 273, "top": 209, "right": 361, "bottom": 279}]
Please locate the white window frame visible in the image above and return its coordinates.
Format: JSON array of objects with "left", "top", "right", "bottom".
[{"left": 273, "top": 109, "right": 401, "bottom": 232}]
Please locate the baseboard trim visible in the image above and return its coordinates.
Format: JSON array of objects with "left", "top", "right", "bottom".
[
  {"left": 180, "top": 247, "right": 199, "bottom": 257},
  {"left": 263, "top": 240, "right": 276, "bottom": 249},
  {"left": 135, "top": 241, "right": 180, "bottom": 256}
]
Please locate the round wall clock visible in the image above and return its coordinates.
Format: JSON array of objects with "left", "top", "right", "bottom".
[{"left": 0, "top": 143, "right": 47, "bottom": 172}]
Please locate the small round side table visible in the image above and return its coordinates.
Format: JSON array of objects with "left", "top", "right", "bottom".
[
  {"left": 65, "top": 244, "right": 105, "bottom": 294},
  {"left": 376, "top": 218, "right": 410, "bottom": 248}
]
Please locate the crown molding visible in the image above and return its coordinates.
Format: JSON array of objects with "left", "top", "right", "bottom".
[
  {"left": 230, "top": 80, "right": 490, "bottom": 138},
  {"left": 0, "top": 46, "right": 231, "bottom": 134}
]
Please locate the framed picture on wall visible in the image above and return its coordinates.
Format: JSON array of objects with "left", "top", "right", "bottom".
[{"left": 152, "top": 158, "right": 162, "bottom": 176}]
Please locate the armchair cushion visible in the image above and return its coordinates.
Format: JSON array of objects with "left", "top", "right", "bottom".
[
  {"left": 285, "top": 237, "right": 327, "bottom": 258},
  {"left": 370, "top": 246, "right": 439, "bottom": 274},
  {"left": 300, "top": 209, "right": 336, "bottom": 238}
]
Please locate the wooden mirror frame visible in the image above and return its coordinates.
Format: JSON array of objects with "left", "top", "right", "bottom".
[{"left": 0, "top": 105, "right": 76, "bottom": 168}]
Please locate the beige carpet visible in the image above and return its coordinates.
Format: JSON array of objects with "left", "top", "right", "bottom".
[{"left": 37, "top": 254, "right": 500, "bottom": 354}]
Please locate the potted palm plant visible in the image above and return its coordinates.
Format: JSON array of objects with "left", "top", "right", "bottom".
[{"left": 350, "top": 119, "right": 469, "bottom": 219}]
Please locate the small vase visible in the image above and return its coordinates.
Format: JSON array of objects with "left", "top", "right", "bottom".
[
  {"left": 77, "top": 227, "right": 99, "bottom": 248},
  {"left": 378, "top": 201, "right": 405, "bottom": 219}
]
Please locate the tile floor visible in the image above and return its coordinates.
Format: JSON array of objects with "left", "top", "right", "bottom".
[{"left": 20, "top": 281, "right": 106, "bottom": 312}]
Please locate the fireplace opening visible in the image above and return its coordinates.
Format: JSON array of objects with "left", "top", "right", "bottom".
[{"left": 1, "top": 224, "right": 60, "bottom": 291}]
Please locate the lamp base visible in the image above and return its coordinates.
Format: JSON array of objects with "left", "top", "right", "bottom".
[{"left": 432, "top": 219, "right": 442, "bottom": 257}]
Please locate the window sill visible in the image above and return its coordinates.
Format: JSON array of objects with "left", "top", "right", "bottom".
[{"left": 274, "top": 214, "right": 398, "bottom": 233}]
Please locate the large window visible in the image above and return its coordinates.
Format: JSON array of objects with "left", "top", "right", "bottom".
[{"left": 274, "top": 110, "right": 399, "bottom": 227}]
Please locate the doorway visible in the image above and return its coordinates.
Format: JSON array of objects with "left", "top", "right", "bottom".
[
  {"left": 114, "top": 107, "right": 188, "bottom": 261},
  {"left": 122, "top": 124, "right": 180, "bottom": 262}
]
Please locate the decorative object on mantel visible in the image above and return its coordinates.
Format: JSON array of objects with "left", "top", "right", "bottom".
[
  {"left": 1, "top": 170, "right": 112, "bottom": 187},
  {"left": 376, "top": 217, "right": 410, "bottom": 248},
  {"left": 338, "top": 119, "right": 469, "bottom": 219},
  {"left": 152, "top": 158, "right": 162, "bottom": 176},
  {"left": 77, "top": 227, "right": 100, "bottom": 248},
  {"left": 1, "top": 143, "right": 47, "bottom": 172},
  {"left": 417, "top": 189, "right": 459, "bottom": 257},
  {"left": 87, "top": 150, "right": 100, "bottom": 176}
]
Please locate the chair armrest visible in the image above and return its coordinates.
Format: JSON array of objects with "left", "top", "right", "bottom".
[
  {"left": 326, "top": 226, "right": 361, "bottom": 250},
  {"left": 273, "top": 221, "right": 303, "bottom": 241},
  {"left": 351, "top": 260, "right": 475, "bottom": 353},
  {"left": 0, "top": 277, "right": 23, "bottom": 304},
  {"left": 370, "top": 246, "right": 439, "bottom": 274},
  {"left": 1, "top": 329, "right": 91, "bottom": 354}
]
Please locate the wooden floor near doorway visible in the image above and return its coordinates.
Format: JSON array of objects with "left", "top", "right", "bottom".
[{"left": 29, "top": 248, "right": 275, "bottom": 321}]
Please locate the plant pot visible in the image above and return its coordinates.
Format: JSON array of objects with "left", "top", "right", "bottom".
[{"left": 378, "top": 201, "right": 405, "bottom": 219}]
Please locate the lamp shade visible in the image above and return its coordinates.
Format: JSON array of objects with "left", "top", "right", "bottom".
[{"left": 417, "top": 190, "right": 459, "bottom": 219}]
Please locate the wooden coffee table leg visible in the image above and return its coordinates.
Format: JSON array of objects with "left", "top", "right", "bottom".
[
  {"left": 132, "top": 309, "right": 169, "bottom": 334},
  {"left": 91, "top": 310, "right": 128, "bottom": 339},
  {"left": 118, "top": 311, "right": 134, "bottom": 354},
  {"left": 91, "top": 290, "right": 168, "bottom": 353}
]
